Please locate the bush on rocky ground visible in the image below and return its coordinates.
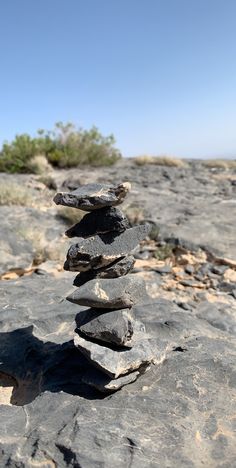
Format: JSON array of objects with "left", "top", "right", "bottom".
[{"left": 0, "top": 122, "right": 121, "bottom": 173}]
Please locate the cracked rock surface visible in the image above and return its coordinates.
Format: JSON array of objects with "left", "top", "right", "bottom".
[{"left": 0, "top": 274, "right": 236, "bottom": 467}]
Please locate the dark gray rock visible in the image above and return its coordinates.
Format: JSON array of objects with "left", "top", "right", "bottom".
[
  {"left": 67, "top": 275, "right": 148, "bottom": 309},
  {"left": 65, "top": 224, "right": 150, "bottom": 271},
  {"left": 66, "top": 207, "right": 129, "bottom": 237},
  {"left": 82, "top": 367, "right": 142, "bottom": 393},
  {"left": 74, "top": 332, "right": 155, "bottom": 378},
  {"left": 73, "top": 255, "right": 135, "bottom": 286},
  {"left": 76, "top": 308, "right": 144, "bottom": 348},
  {"left": 53, "top": 182, "right": 131, "bottom": 211},
  {"left": 1, "top": 275, "right": 236, "bottom": 466},
  {"left": 218, "top": 281, "right": 236, "bottom": 293}
]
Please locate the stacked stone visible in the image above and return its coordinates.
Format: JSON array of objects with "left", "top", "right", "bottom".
[{"left": 54, "top": 182, "right": 154, "bottom": 392}]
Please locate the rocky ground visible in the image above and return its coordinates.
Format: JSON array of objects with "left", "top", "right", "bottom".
[{"left": 0, "top": 159, "right": 236, "bottom": 467}]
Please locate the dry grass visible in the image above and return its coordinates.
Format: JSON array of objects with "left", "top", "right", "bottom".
[
  {"left": 56, "top": 206, "right": 85, "bottom": 226},
  {"left": 18, "top": 227, "right": 67, "bottom": 265},
  {"left": 133, "top": 155, "right": 186, "bottom": 167},
  {"left": 0, "top": 183, "right": 33, "bottom": 206},
  {"left": 26, "top": 154, "right": 52, "bottom": 174},
  {"left": 203, "top": 159, "right": 236, "bottom": 169},
  {"left": 123, "top": 204, "right": 144, "bottom": 225}
]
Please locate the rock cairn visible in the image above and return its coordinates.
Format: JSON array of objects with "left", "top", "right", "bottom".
[{"left": 54, "top": 182, "right": 154, "bottom": 392}]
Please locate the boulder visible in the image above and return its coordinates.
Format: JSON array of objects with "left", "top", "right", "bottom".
[
  {"left": 75, "top": 308, "right": 144, "bottom": 348},
  {"left": 53, "top": 182, "right": 131, "bottom": 211},
  {"left": 73, "top": 256, "right": 135, "bottom": 286},
  {"left": 65, "top": 224, "right": 150, "bottom": 271},
  {"left": 67, "top": 275, "right": 148, "bottom": 309},
  {"left": 74, "top": 331, "right": 155, "bottom": 378},
  {"left": 66, "top": 207, "right": 129, "bottom": 237}
]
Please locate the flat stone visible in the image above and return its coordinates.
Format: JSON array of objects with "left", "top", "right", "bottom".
[
  {"left": 76, "top": 308, "right": 145, "bottom": 348},
  {"left": 53, "top": 182, "right": 131, "bottom": 211},
  {"left": 73, "top": 256, "right": 135, "bottom": 286},
  {"left": 67, "top": 275, "right": 148, "bottom": 309},
  {"left": 66, "top": 207, "right": 129, "bottom": 238},
  {"left": 65, "top": 224, "right": 150, "bottom": 271},
  {"left": 74, "top": 332, "right": 155, "bottom": 378},
  {"left": 82, "top": 368, "right": 142, "bottom": 393}
]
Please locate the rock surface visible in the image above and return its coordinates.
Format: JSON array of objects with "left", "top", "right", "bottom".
[
  {"left": 75, "top": 308, "right": 139, "bottom": 348},
  {"left": 0, "top": 274, "right": 236, "bottom": 466},
  {"left": 67, "top": 275, "right": 148, "bottom": 308},
  {"left": 53, "top": 182, "right": 131, "bottom": 211},
  {"left": 73, "top": 255, "right": 135, "bottom": 286},
  {"left": 66, "top": 207, "right": 129, "bottom": 237},
  {"left": 65, "top": 224, "right": 150, "bottom": 271}
]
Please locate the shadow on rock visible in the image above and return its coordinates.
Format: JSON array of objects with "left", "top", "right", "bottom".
[{"left": 0, "top": 326, "right": 105, "bottom": 406}]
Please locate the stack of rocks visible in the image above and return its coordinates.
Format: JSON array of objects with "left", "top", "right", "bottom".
[{"left": 54, "top": 182, "right": 154, "bottom": 392}]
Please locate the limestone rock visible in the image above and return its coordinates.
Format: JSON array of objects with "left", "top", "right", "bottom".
[
  {"left": 66, "top": 207, "right": 129, "bottom": 238},
  {"left": 65, "top": 224, "right": 150, "bottom": 271},
  {"left": 74, "top": 331, "right": 155, "bottom": 378},
  {"left": 53, "top": 182, "right": 131, "bottom": 211},
  {"left": 67, "top": 275, "right": 148, "bottom": 309},
  {"left": 75, "top": 308, "right": 145, "bottom": 348},
  {"left": 73, "top": 256, "right": 135, "bottom": 286}
]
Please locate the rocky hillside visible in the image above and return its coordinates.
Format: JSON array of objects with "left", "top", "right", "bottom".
[{"left": 0, "top": 159, "right": 236, "bottom": 467}]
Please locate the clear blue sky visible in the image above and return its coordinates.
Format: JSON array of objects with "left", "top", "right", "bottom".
[{"left": 0, "top": 0, "right": 236, "bottom": 158}]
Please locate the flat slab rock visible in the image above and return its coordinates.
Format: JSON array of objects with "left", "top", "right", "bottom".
[
  {"left": 82, "top": 367, "right": 144, "bottom": 393},
  {"left": 66, "top": 207, "right": 129, "bottom": 238},
  {"left": 65, "top": 224, "right": 150, "bottom": 271},
  {"left": 76, "top": 308, "right": 145, "bottom": 348},
  {"left": 53, "top": 182, "right": 131, "bottom": 211},
  {"left": 67, "top": 275, "right": 148, "bottom": 309},
  {"left": 74, "top": 331, "right": 155, "bottom": 378},
  {"left": 73, "top": 255, "right": 135, "bottom": 286}
]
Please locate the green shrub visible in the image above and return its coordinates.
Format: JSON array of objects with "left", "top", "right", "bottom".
[{"left": 0, "top": 122, "right": 121, "bottom": 173}]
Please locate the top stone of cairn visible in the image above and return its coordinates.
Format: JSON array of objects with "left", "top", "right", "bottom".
[{"left": 53, "top": 182, "right": 131, "bottom": 211}]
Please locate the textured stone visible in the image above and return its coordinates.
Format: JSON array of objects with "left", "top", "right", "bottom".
[
  {"left": 75, "top": 308, "right": 145, "bottom": 348},
  {"left": 67, "top": 275, "right": 147, "bottom": 309},
  {"left": 73, "top": 255, "right": 135, "bottom": 286},
  {"left": 66, "top": 207, "right": 129, "bottom": 238},
  {"left": 1, "top": 275, "right": 236, "bottom": 466},
  {"left": 74, "top": 331, "right": 155, "bottom": 378},
  {"left": 65, "top": 224, "right": 150, "bottom": 271},
  {"left": 53, "top": 182, "right": 131, "bottom": 211},
  {"left": 82, "top": 367, "right": 142, "bottom": 393}
]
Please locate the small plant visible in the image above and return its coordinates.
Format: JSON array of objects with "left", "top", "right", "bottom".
[
  {"left": 133, "top": 155, "right": 186, "bottom": 167},
  {"left": 203, "top": 159, "right": 236, "bottom": 169},
  {"left": 26, "top": 154, "right": 52, "bottom": 174},
  {"left": 149, "top": 224, "right": 160, "bottom": 241},
  {"left": 57, "top": 206, "right": 84, "bottom": 225},
  {"left": 154, "top": 244, "right": 174, "bottom": 261},
  {"left": 0, "top": 183, "right": 33, "bottom": 206},
  {"left": 123, "top": 204, "right": 144, "bottom": 225},
  {"left": 38, "top": 175, "right": 57, "bottom": 190}
]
